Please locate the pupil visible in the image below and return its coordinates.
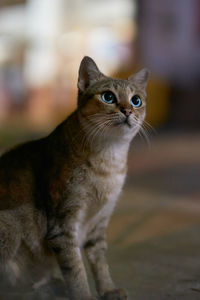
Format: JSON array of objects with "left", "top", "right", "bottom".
[
  {"left": 106, "top": 93, "right": 112, "bottom": 100},
  {"left": 134, "top": 98, "right": 139, "bottom": 104},
  {"left": 101, "top": 91, "right": 116, "bottom": 104},
  {"left": 132, "top": 95, "right": 141, "bottom": 106}
]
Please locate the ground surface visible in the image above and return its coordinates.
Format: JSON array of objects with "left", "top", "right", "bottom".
[
  {"left": 0, "top": 132, "right": 200, "bottom": 299},
  {"left": 106, "top": 133, "right": 200, "bottom": 300}
]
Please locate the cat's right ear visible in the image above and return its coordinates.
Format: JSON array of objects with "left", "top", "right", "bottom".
[
  {"left": 128, "top": 68, "right": 150, "bottom": 89},
  {"left": 78, "top": 56, "right": 103, "bottom": 92}
]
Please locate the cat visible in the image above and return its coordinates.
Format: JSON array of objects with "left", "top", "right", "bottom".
[{"left": 0, "top": 56, "right": 149, "bottom": 300}]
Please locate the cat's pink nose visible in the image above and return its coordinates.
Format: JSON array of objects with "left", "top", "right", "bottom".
[{"left": 120, "top": 108, "right": 132, "bottom": 117}]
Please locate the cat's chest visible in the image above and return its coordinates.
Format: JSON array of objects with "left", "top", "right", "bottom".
[
  {"left": 87, "top": 166, "right": 126, "bottom": 206},
  {"left": 73, "top": 148, "right": 127, "bottom": 203},
  {"left": 69, "top": 159, "right": 126, "bottom": 205},
  {"left": 79, "top": 149, "right": 127, "bottom": 216},
  {"left": 65, "top": 163, "right": 126, "bottom": 247},
  {"left": 63, "top": 147, "right": 128, "bottom": 246}
]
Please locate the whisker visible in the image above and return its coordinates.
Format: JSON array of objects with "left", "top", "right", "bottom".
[
  {"left": 139, "top": 126, "right": 151, "bottom": 148},
  {"left": 142, "top": 120, "right": 156, "bottom": 135},
  {"left": 132, "top": 116, "right": 152, "bottom": 148},
  {"left": 89, "top": 120, "right": 112, "bottom": 149}
]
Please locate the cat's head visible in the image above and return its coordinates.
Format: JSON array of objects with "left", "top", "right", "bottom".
[{"left": 77, "top": 56, "right": 150, "bottom": 142}]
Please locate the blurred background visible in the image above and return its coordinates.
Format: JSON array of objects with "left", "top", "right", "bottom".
[
  {"left": 0, "top": 0, "right": 200, "bottom": 299},
  {"left": 0, "top": 0, "right": 139, "bottom": 139},
  {"left": 1, "top": 0, "right": 200, "bottom": 139}
]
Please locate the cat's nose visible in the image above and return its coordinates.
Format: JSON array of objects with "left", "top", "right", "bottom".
[{"left": 120, "top": 108, "right": 132, "bottom": 117}]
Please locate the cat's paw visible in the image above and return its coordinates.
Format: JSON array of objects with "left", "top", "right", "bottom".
[{"left": 101, "top": 288, "right": 127, "bottom": 300}]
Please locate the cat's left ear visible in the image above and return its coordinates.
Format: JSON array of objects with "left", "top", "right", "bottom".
[
  {"left": 128, "top": 68, "right": 150, "bottom": 89},
  {"left": 78, "top": 56, "right": 103, "bottom": 92}
]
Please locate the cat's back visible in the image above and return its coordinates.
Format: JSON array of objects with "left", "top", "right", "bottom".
[
  {"left": 0, "top": 138, "right": 47, "bottom": 178},
  {"left": 0, "top": 138, "right": 47, "bottom": 209}
]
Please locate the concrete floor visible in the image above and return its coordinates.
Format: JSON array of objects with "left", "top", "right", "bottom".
[{"left": 0, "top": 133, "right": 200, "bottom": 299}]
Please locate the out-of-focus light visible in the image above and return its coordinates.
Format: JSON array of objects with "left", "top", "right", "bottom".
[
  {"left": 83, "top": 0, "right": 135, "bottom": 24},
  {"left": 24, "top": 0, "right": 63, "bottom": 87},
  {"left": 0, "top": 5, "right": 25, "bottom": 35},
  {"left": 0, "top": 36, "right": 12, "bottom": 63},
  {"left": 87, "top": 27, "right": 119, "bottom": 73}
]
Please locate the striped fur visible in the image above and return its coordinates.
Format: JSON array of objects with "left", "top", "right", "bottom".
[{"left": 0, "top": 57, "right": 149, "bottom": 299}]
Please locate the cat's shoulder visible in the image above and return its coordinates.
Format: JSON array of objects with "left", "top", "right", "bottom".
[{"left": 0, "top": 137, "right": 46, "bottom": 169}]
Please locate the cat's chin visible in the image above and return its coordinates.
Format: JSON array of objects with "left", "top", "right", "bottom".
[
  {"left": 113, "top": 115, "right": 141, "bottom": 130},
  {"left": 114, "top": 119, "right": 139, "bottom": 132},
  {"left": 113, "top": 120, "right": 131, "bottom": 129},
  {"left": 122, "top": 119, "right": 132, "bottom": 128},
  {"left": 109, "top": 122, "right": 140, "bottom": 141}
]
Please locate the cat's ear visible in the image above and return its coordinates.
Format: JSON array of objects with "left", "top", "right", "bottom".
[
  {"left": 78, "top": 56, "right": 103, "bottom": 92},
  {"left": 128, "top": 68, "right": 150, "bottom": 89}
]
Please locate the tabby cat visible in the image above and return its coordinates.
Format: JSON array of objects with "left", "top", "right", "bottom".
[{"left": 0, "top": 56, "right": 149, "bottom": 299}]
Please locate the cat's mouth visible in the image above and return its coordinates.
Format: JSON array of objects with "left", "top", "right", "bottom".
[
  {"left": 123, "top": 118, "right": 132, "bottom": 128},
  {"left": 115, "top": 118, "right": 132, "bottom": 128}
]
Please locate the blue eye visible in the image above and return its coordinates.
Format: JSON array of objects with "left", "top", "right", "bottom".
[
  {"left": 101, "top": 91, "right": 117, "bottom": 104},
  {"left": 131, "top": 95, "right": 142, "bottom": 108}
]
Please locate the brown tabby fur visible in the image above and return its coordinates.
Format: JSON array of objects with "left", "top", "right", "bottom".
[{"left": 0, "top": 57, "right": 149, "bottom": 299}]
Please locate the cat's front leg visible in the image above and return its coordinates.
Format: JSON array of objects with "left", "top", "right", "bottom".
[
  {"left": 47, "top": 232, "right": 96, "bottom": 300},
  {"left": 84, "top": 235, "right": 127, "bottom": 300}
]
